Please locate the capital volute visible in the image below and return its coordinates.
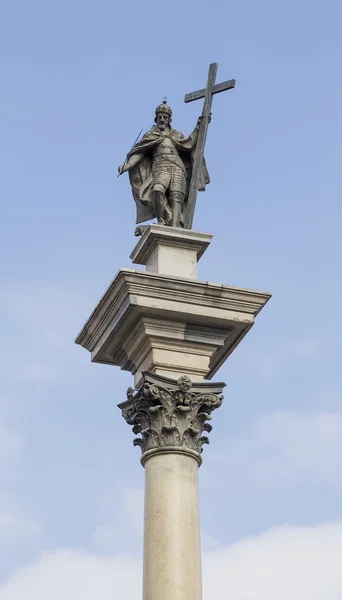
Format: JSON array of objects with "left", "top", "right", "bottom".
[{"left": 118, "top": 372, "right": 225, "bottom": 464}]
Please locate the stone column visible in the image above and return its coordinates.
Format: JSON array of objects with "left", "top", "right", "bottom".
[
  {"left": 75, "top": 224, "right": 271, "bottom": 599},
  {"left": 143, "top": 451, "right": 201, "bottom": 600},
  {"left": 118, "top": 372, "right": 225, "bottom": 600}
]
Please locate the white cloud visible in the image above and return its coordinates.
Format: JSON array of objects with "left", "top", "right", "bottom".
[
  {"left": 1, "top": 520, "right": 342, "bottom": 599},
  {"left": 201, "top": 531, "right": 223, "bottom": 552},
  {"left": 203, "top": 520, "right": 342, "bottom": 599},
  {"left": 0, "top": 550, "right": 141, "bottom": 600}
]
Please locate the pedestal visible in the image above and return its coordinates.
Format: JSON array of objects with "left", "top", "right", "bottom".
[
  {"left": 130, "top": 224, "right": 212, "bottom": 279},
  {"left": 75, "top": 225, "right": 271, "bottom": 600},
  {"left": 75, "top": 225, "right": 271, "bottom": 385}
]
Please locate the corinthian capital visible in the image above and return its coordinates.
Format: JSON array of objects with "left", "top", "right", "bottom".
[{"left": 118, "top": 372, "right": 225, "bottom": 462}]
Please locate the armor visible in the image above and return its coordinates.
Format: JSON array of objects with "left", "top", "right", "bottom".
[
  {"left": 152, "top": 134, "right": 186, "bottom": 196},
  {"left": 123, "top": 100, "right": 210, "bottom": 228},
  {"left": 152, "top": 160, "right": 186, "bottom": 195}
]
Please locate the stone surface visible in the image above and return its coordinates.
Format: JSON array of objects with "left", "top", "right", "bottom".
[
  {"left": 75, "top": 267, "right": 271, "bottom": 385},
  {"left": 130, "top": 224, "right": 212, "bottom": 279},
  {"left": 118, "top": 371, "right": 225, "bottom": 459},
  {"left": 143, "top": 450, "right": 202, "bottom": 600}
]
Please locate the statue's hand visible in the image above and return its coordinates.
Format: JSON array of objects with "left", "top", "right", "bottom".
[
  {"left": 118, "top": 164, "right": 128, "bottom": 176},
  {"left": 196, "top": 113, "right": 212, "bottom": 127}
]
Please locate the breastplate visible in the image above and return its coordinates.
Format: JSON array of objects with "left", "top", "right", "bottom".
[
  {"left": 157, "top": 137, "right": 177, "bottom": 154},
  {"left": 160, "top": 136, "right": 174, "bottom": 148}
]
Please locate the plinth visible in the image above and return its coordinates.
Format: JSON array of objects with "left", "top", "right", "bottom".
[{"left": 75, "top": 225, "right": 271, "bottom": 600}]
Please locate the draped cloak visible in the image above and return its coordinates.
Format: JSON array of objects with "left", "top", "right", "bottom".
[{"left": 126, "top": 125, "right": 210, "bottom": 224}]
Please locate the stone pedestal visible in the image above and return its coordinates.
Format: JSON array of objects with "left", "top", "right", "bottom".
[
  {"left": 75, "top": 225, "right": 270, "bottom": 386},
  {"left": 75, "top": 224, "right": 271, "bottom": 600},
  {"left": 130, "top": 224, "right": 212, "bottom": 279}
]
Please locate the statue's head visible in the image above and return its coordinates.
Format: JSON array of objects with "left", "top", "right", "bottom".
[{"left": 155, "top": 99, "right": 172, "bottom": 129}]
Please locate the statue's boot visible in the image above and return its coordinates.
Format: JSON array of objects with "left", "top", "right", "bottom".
[{"left": 170, "top": 193, "right": 182, "bottom": 228}]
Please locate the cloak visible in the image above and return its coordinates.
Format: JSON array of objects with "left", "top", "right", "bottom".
[{"left": 126, "top": 125, "right": 210, "bottom": 224}]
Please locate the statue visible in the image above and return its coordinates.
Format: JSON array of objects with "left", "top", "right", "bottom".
[
  {"left": 118, "top": 63, "right": 235, "bottom": 231},
  {"left": 118, "top": 100, "right": 210, "bottom": 229}
]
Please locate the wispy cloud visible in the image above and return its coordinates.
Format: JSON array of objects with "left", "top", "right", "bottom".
[{"left": 1, "top": 520, "right": 342, "bottom": 599}]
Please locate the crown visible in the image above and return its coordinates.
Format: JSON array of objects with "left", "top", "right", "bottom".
[{"left": 155, "top": 98, "right": 172, "bottom": 118}]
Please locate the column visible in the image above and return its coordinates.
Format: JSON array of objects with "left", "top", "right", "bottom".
[
  {"left": 143, "top": 450, "right": 201, "bottom": 600},
  {"left": 118, "top": 372, "right": 225, "bottom": 600}
]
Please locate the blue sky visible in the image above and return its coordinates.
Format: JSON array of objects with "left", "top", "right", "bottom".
[{"left": 1, "top": 0, "right": 342, "bottom": 597}]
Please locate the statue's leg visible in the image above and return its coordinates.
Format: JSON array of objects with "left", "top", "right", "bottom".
[
  {"left": 169, "top": 191, "right": 183, "bottom": 227},
  {"left": 152, "top": 165, "right": 172, "bottom": 225},
  {"left": 152, "top": 184, "right": 167, "bottom": 224},
  {"left": 169, "top": 167, "right": 186, "bottom": 227}
]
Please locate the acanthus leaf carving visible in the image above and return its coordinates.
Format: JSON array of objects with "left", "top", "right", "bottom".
[{"left": 118, "top": 372, "right": 225, "bottom": 457}]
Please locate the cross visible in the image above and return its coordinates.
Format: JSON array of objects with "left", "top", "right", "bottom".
[{"left": 183, "top": 63, "right": 235, "bottom": 229}]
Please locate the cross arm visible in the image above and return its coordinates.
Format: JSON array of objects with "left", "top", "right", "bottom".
[{"left": 184, "top": 79, "right": 236, "bottom": 104}]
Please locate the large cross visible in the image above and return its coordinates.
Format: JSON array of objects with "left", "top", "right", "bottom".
[{"left": 183, "top": 63, "right": 235, "bottom": 229}]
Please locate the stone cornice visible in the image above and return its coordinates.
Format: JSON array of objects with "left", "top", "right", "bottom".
[{"left": 75, "top": 269, "right": 271, "bottom": 353}]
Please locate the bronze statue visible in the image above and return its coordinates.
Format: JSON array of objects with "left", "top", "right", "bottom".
[
  {"left": 118, "top": 63, "right": 235, "bottom": 230},
  {"left": 118, "top": 100, "right": 210, "bottom": 228}
]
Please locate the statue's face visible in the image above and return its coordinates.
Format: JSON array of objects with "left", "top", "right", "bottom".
[{"left": 156, "top": 112, "right": 170, "bottom": 130}]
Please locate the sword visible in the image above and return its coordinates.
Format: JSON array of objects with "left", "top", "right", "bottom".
[{"left": 117, "top": 128, "right": 143, "bottom": 177}]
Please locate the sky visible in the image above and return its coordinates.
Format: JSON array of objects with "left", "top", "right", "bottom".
[{"left": 1, "top": 0, "right": 342, "bottom": 597}]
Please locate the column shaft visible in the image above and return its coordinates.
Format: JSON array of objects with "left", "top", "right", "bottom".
[{"left": 143, "top": 452, "right": 202, "bottom": 600}]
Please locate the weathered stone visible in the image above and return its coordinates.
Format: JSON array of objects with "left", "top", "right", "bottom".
[
  {"left": 130, "top": 223, "right": 212, "bottom": 279},
  {"left": 143, "top": 451, "right": 202, "bottom": 600},
  {"left": 118, "top": 371, "right": 225, "bottom": 460},
  {"left": 74, "top": 261, "right": 271, "bottom": 385}
]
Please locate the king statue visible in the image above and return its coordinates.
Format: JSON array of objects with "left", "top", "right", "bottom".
[{"left": 118, "top": 100, "right": 210, "bottom": 229}]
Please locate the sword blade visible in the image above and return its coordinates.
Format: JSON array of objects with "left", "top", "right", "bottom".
[{"left": 117, "top": 128, "right": 144, "bottom": 177}]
